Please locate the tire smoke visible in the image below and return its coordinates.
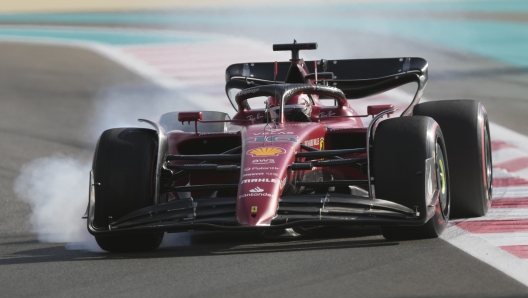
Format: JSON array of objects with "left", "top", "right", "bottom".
[
  {"left": 13, "top": 154, "right": 102, "bottom": 251},
  {"left": 13, "top": 87, "right": 205, "bottom": 252}
]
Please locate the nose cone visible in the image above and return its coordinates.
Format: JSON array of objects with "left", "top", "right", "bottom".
[
  {"left": 236, "top": 122, "right": 324, "bottom": 226},
  {"left": 237, "top": 175, "right": 285, "bottom": 226},
  {"left": 237, "top": 146, "right": 291, "bottom": 226}
]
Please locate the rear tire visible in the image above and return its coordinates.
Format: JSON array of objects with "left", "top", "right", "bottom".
[
  {"left": 373, "top": 116, "right": 450, "bottom": 240},
  {"left": 92, "top": 128, "right": 164, "bottom": 252},
  {"left": 413, "top": 100, "right": 492, "bottom": 218}
]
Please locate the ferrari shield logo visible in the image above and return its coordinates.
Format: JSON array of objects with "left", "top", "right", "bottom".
[{"left": 251, "top": 206, "right": 258, "bottom": 213}]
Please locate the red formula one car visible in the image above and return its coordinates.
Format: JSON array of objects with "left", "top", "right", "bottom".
[{"left": 86, "top": 42, "right": 492, "bottom": 252}]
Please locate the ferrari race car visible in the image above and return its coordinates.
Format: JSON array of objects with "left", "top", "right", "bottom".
[{"left": 86, "top": 42, "right": 493, "bottom": 252}]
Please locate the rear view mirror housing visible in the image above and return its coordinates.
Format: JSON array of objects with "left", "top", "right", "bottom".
[
  {"left": 367, "top": 104, "right": 395, "bottom": 118},
  {"left": 178, "top": 112, "right": 203, "bottom": 124}
]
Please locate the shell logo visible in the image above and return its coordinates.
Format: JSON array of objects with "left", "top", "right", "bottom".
[{"left": 247, "top": 147, "right": 286, "bottom": 157}]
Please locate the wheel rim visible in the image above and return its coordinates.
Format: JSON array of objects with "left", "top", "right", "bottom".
[{"left": 436, "top": 142, "right": 449, "bottom": 217}]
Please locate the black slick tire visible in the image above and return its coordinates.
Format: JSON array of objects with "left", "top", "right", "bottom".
[
  {"left": 92, "top": 128, "right": 164, "bottom": 252},
  {"left": 373, "top": 116, "right": 450, "bottom": 241},
  {"left": 413, "top": 100, "right": 492, "bottom": 218}
]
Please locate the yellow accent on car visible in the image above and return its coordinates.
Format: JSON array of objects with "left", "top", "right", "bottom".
[
  {"left": 439, "top": 158, "right": 446, "bottom": 195},
  {"left": 247, "top": 147, "right": 285, "bottom": 157}
]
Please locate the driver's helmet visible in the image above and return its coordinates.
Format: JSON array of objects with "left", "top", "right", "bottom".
[{"left": 267, "top": 94, "right": 312, "bottom": 122}]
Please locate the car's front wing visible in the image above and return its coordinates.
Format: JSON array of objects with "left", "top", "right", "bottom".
[{"left": 87, "top": 173, "right": 436, "bottom": 236}]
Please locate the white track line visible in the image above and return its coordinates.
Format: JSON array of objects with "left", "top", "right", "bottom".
[
  {"left": 476, "top": 232, "right": 528, "bottom": 247},
  {"left": 456, "top": 208, "right": 528, "bottom": 221},
  {"left": 491, "top": 122, "right": 528, "bottom": 151},
  {"left": 493, "top": 148, "right": 528, "bottom": 164},
  {"left": 442, "top": 225, "right": 528, "bottom": 286},
  {"left": 493, "top": 186, "right": 528, "bottom": 199},
  {"left": 494, "top": 168, "right": 518, "bottom": 179}
]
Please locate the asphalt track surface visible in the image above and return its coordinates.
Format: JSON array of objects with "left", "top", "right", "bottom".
[{"left": 2, "top": 14, "right": 528, "bottom": 298}]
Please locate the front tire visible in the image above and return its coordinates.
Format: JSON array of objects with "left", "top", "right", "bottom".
[
  {"left": 92, "top": 128, "right": 164, "bottom": 252},
  {"left": 373, "top": 116, "right": 450, "bottom": 240},
  {"left": 414, "top": 100, "right": 492, "bottom": 218}
]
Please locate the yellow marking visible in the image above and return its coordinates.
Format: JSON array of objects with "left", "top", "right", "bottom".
[
  {"left": 247, "top": 147, "right": 285, "bottom": 157},
  {"left": 319, "top": 138, "right": 325, "bottom": 160},
  {"left": 439, "top": 159, "right": 446, "bottom": 195},
  {"left": 251, "top": 206, "right": 258, "bottom": 213}
]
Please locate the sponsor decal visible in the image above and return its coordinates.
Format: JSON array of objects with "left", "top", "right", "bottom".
[
  {"left": 319, "top": 138, "right": 325, "bottom": 150},
  {"left": 241, "top": 178, "right": 279, "bottom": 184},
  {"left": 249, "top": 186, "right": 264, "bottom": 193},
  {"left": 243, "top": 173, "right": 264, "bottom": 177},
  {"left": 247, "top": 113, "right": 264, "bottom": 121},
  {"left": 245, "top": 136, "right": 298, "bottom": 143},
  {"left": 251, "top": 206, "right": 258, "bottom": 213},
  {"left": 247, "top": 147, "right": 286, "bottom": 157},
  {"left": 303, "top": 138, "right": 320, "bottom": 147},
  {"left": 252, "top": 159, "right": 275, "bottom": 164},
  {"left": 246, "top": 167, "right": 279, "bottom": 171},
  {"left": 239, "top": 88, "right": 259, "bottom": 96},
  {"left": 198, "top": 132, "right": 238, "bottom": 136},
  {"left": 253, "top": 131, "right": 294, "bottom": 135},
  {"left": 328, "top": 127, "right": 363, "bottom": 131},
  {"left": 284, "top": 123, "right": 310, "bottom": 127},
  {"left": 244, "top": 172, "right": 279, "bottom": 177},
  {"left": 252, "top": 128, "right": 294, "bottom": 135},
  {"left": 239, "top": 192, "right": 272, "bottom": 198},
  {"left": 319, "top": 111, "right": 336, "bottom": 118}
]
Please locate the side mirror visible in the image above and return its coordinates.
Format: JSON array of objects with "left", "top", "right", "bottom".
[
  {"left": 367, "top": 104, "right": 395, "bottom": 118},
  {"left": 178, "top": 112, "right": 203, "bottom": 124}
]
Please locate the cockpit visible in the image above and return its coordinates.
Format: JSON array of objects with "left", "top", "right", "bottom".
[{"left": 267, "top": 94, "right": 312, "bottom": 122}]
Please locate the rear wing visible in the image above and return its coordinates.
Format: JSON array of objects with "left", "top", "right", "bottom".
[
  {"left": 225, "top": 58, "right": 428, "bottom": 114},
  {"left": 226, "top": 58, "right": 427, "bottom": 82}
]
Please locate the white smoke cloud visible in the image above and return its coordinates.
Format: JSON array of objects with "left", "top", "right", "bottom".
[
  {"left": 12, "top": 87, "right": 203, "bottom": 251},
  {"left": 14, "top": 150, "right": 194, "bottom": 251},
  {"left": 13, "top": 153, "right": 102, "bottom": 251}
]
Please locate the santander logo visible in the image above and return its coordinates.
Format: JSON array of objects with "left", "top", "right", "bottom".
[{"left": 249, "top": 186, "right": 264, "bottom": 193}]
